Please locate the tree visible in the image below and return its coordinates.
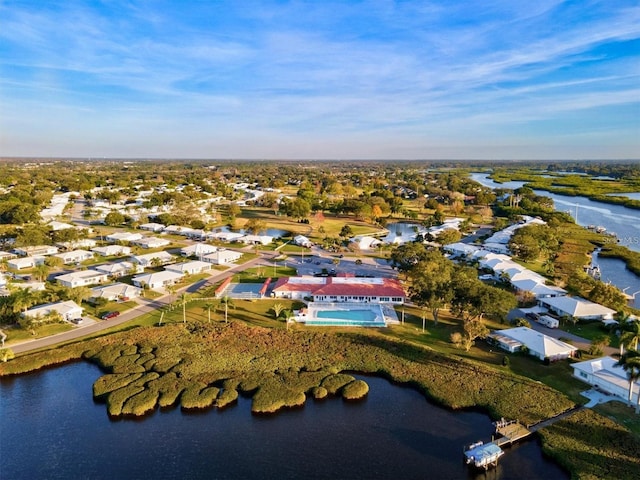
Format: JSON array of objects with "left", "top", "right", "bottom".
[
  {"left": 0, "top": 347, "right": 14, "bottom": 362},
  {"left": 589, "top": 334, "right": 610, "bottom": 356},
  {"left": 621, "top": 320, "right": 640, "bottom": 352},
  {"left": 615, "top": 349, "right": 640, "bottom": 411},
  {"left": 202, "top": 302, "right": 215, "bottom": 323},
  {"left": 435, "top": 228, "right": 462, "bottom": 245},
  {"left": 339, "top": 225, "right": 353, "bottom": 238},
  {"left": 67, "top": 286, "right": 92, "bottom": 306},
  {"left": 271, "top": 302, "right": 285, "bottom": 320},
  {"left": 390, "top": 242, "right": 430, "bottom": 273},
  {"left": 406, "top": 251, "right": 455, "bottom": 326},
  {"left": 33, "top": 263, "right": 51, "bottom": 282},
  {"left": 245, "top": 218, "right": 267, "bottom": 235},
  {"left": 178, "top": 292, "right": 192, "bottom": 323},
  {"left": 227, "top": 203, "right": 241, "bottom": 219},
  {"left": 104, "top": 211, "right": 125, "bottom": 226},
  {"left": 219, "top": 296, "right": 235, "bottom": 323},
  {"left": 461, "top": 319, "right": 489, "bottom": 351}
]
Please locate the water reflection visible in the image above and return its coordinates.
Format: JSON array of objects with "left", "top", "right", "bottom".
[{"left": 0, "top": 363, "right": 569, "bottom": 480}]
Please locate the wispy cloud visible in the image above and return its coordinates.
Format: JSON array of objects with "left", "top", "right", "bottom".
[{"left": 1, "top": 0, "right": 638, "bottom": 158}]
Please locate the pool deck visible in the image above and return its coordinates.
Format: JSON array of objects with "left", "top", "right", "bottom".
[{"left": 295, "top": 302, "right": 400, "bottom": 327}]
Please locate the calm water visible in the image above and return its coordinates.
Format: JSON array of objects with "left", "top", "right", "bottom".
[
  {"left": 607, "top": 192, "right": 640, "bottom": 201},
  {"left": 470, "top": 173, "right": 640, "bottom": 252},
  {"left": 593, "top": 253, "right": 640, "bottom": 309},
  {"left": 0, "top": 362, "right": 569, "bottom": 480}
]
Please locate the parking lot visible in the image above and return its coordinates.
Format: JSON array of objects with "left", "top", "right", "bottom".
[{"left": 284, "top": 254, "right": 396, "bottom": 278}]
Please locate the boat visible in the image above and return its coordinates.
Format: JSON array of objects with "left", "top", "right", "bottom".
[
  {"left": 463, "top": 440, "right": 504, "bottom": 470},
  {"left": 595, "top": 226, "right": 607, "bottom": 233}
]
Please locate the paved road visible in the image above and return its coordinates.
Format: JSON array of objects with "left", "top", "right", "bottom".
[{"left": 8, "top": 252, "right": 275, "bottom": 355}]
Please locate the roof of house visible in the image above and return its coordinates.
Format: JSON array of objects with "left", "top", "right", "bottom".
[
  {"left": 24, "top": 300, "right": 82, "bottom": 317},
  {"left": 90, "top": 282, "right": 142, "bottom": 299},
  {"left": 165, "top": 260, "right": 210, "bottom": 273},
  {"left": 132, "top": 251, "right": 174, "bottom": 262},
  {"left": 93, "top": 261, "right": 136, "bottom": 274},
  {"left": 510, "top": 278, "right": 567, "bottom": 296},
  {"left": 496, "top": 327, "right": 577, "bottom": 357},
  {"left": 572, "top": 356, "right": 640, "bottom": 393},
  {"left": 272, "top": 276, "right": 405, "bottom": 298},
  {"left": 132, "top": 270, "right": 184, "bottom": 284},
  {"left": 55, "top": 270, "right": 108, "bottom": 282},
  {"left": 541, "top": 296, "right": 616, "bottom": 317}
]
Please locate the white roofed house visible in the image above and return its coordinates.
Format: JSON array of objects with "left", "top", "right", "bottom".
[
  {"left": 132, "top": 270, "right": 184, "bottom": 290},
  {"left": 90, "top": 283, "right": 142, "bottom": 302},
  {"left": 13, "top": 245, "right": 58, "bottom": 257},
  {"left": 8, "top": 256, "right": 46, "bottom": 270},
  {"left": 240, "top": 234, "right": 273, "bottom": 246},
  {"left": 93, "top": 261, "right": 143, "bottom": 278},
  {"left": 105, "top": 232, "right": 143, "bottom": 244},
  {"left": 572, "top": 356, "right": 640, "bottom": 405},
  {"left": 139, "top": 222, "right": 165, "bottom": 232},
  {"left": 53, "top": 249, "right": 94, "bottom": 265},
  {"left": 92, "top": 245, "right": 132, "bottom": 257},
  {"left": 23, "top": 300, "right": 83, "bottom": 322},
  {"left": 55, "top": 270, "right": 110, "bottom": 288},
  {"left": 56, "top": 238, "right": 97, "bottom": 250},
  {"left": 131, "top": 236, "right": 171, "bottom": 249},
  {"left": 538, "top": 296, "right": 616, "bottom": 321},
  {"left": 510, "top": 278, "right": 566, "bottom": 299},
  {"left": 488, "top": 327, "right": 577, "bottom": 361},
  {"left": 131, "top": 251, "right": 175, "bottom": 268},
  {"left": 202, "top": 249, "right": 242, "bottom": 265},
  {"left": 351, "top": 235, "right": 382, "bottom": 250},
  {"left": 443, "top": 242, "right": 480, "bottom": 259},
  {"left": 293, "top": 235, "right": 313, "bottom": 248},
  {"left": 165, "top": 260, "right": 212, "bottom": 276},
  {"left": 180, "top": 243, "right": 218, "bottom": 258}
]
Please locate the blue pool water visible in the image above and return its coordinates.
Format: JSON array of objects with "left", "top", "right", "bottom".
[{"left": 316, "top": 309, "right": 377, "bottom": 321}]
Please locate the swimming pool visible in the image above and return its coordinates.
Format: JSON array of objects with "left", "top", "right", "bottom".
[
  {"left": 316, "top": 309, "right": 377, "bottom": 321},
  {"left": 302, "top": 303, "right": 388, "bottom": 327}
]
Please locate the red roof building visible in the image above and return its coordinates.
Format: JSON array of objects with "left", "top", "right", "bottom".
[{"left": 272, "top": 276, "right": 405, "bottom": 304}]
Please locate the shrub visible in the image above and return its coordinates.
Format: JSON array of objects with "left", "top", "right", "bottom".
[
  {"left": 341, "top": 380, "right": 369, "bottom": 400},
  {"left": 321, "top": 373, "right": 356, "bottom": 394},
  {"left": 181, "top": 384, "right": 219, "bottom": 410},
  {"left": 311, "top": 386, "right": 328, "bottom": 399}
]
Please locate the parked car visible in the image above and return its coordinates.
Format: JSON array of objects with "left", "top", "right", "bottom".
[
  {"left": 525, "top": 312, "right": 540, "bottom": 321},
  {"left": 101, "top": 311, "right": 120, "bottom": 320},
  {"left": 70, "top": 318, "right": 83, "bottom": 325}
]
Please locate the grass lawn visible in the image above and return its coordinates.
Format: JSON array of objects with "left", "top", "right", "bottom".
[{"left": 5, "top": 322, "right": 74, "bottom": 343}]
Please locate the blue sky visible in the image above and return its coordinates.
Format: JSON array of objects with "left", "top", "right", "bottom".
[{"left": 1, "top": 0, "right": 638, "bottom": 159}]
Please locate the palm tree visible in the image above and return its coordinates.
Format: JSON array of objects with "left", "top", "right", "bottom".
[
  {"left": 178, "top": 292, "right": 192, "bottom": 323},
  {"left": 33, "top": 263, "right": 51, "bottom": 282},
  {"left": 620, "top": 320, "right": 640, "bottom": 352},
  {"left": 219, "top": 295, "right": 235, "bottom": 323},
  {"left": 271, "top": 302, "right": 285, "bottom": 320},
  {"left": 10, "top": 288, "right": 37, "bottom": 314},
  {"left": 615, "top": 350, "right": 640, "bottom": 411},
  {"left": 68, "top": 286, "right": 92, "bottom": 306},
  {"left": 202, "top": 302, "right": 215, "bottom": 323}
]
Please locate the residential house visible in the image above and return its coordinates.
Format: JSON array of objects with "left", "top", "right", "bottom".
[
  {"left": 180, "top": 243, "right": 218, "bottom": 258},
  {"left": 105, "top": 232, "right": 143, "bottom": 244},
  {"left": 13, "top": 245, "right": 58, "bottom": 257},
  {"left": 23, "top": 300, "right": 83, "bottom": 322},
  {"left": 56, "top": 238, "right": 97, "bottom": 250},
  {"left": 488, "top": 327, "right": 577, "bottom": 361},
  {"left": 202, "top": 249, "right": 242, "bottom": 265},
  {"left": 139, "top": 222, "right": 166, "bottom": 233},
  {"left": 55, "top": 270, "right": 110, "bottom": 288},
  {"left": 92, "top": 245, "right": 132, "bottom": 257},
  {"left": 90, "top": 283, "right": 142, "bottom": 302},
  {"left": 538, "top": 296, "right": 616, "bottom": 321},
  {"left": 93, "top": 261, "right": 142, "bottom": 278},
  {"left": 572, "top": 356, "right": 639, "bottom": 405},
  {"left": 132, "top": 236, "right": 171, "bottom": 249},
  {"left": 351, "top": 235, "right": 382, "bottom": 250},
  {"left": 53, "top": 249, "right": 94, "bottom": 265},
  {"left": 132, "top": 270, "right": 184, "bottom": 290},
  {"left": 293, "top": 235, "right": 313, "bottom": 248},
  {"left": 165, "top": 260, "right": 212, "bottom": 276},
  {"left": 8, "top": 256, "right": 46, "bottom": 270},
  {"left": 131, "top": 251, "right": 175, "bottom": 268},
  {"left": 240, "top": 234, "right": 273, "bottom": 246}
]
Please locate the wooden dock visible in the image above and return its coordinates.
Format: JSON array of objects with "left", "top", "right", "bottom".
[{"left": 493, "top": 419, "right": 532, "bottom": 447}]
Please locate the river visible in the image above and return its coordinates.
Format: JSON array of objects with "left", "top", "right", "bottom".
[
  {"left": 0, "top": 362, "right": 569, "bottom": 480},
  {"left": 469, "top": 172, "right": 640, "bottom": 253},
  {"left": 470, "top": 172, "right": 640, "bottom": 302}
]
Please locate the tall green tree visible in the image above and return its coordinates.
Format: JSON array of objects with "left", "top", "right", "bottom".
[
  {"left": 406, "top": 251, "right": 455, "bottom": 326},
  {"left": 219, "top": 296, "right": 235, "bottom": 323},
  {"left": 615, "top": 350, "right": 640, "bottom": 411}
]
